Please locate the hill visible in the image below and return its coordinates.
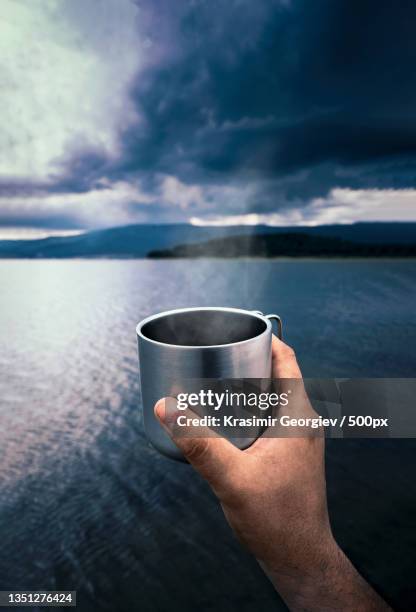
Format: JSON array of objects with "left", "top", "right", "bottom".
[
  {"left": 148, "top": 232, "right": 416, "bottom": 258},
  {"left": 0, "top": 222, "right": 415, "bottom": 258}
]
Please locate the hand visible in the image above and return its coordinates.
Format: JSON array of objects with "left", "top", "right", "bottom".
[{"left": 154, "top": 336, "right": 391, "bottom": 611}]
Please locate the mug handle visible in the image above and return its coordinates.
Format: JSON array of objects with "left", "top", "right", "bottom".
[
  {"left": 266, "top": 313, "right": 283, "bottom": 340},
  {"left": 252, "top": 311, "right": 283, "bottom": 339}
]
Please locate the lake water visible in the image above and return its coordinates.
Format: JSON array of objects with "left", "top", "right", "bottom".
[{"left": 0, "top": 259, "right": 416, "bottom": 611}]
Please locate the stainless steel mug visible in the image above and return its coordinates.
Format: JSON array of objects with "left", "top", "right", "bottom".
[{"left": 136, "top": 307, "right": 282, "bottom": 460}]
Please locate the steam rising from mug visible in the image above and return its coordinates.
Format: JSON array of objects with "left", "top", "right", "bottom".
[{"left": 136, "top": 307, "right": 282, "bottom": 461}]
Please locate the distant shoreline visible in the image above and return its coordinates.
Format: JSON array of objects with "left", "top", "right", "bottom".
[
  {"left": 0, "top": 223, "right": 415, "bottom": 259},
  {"left": 1, "top": 256, "right": 415, "bottom": 262}
]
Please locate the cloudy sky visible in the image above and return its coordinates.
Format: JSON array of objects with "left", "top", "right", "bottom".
[{"left": 1, "top": 0, "right": 416, "bottom": 238}]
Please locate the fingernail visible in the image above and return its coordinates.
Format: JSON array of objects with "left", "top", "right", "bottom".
[
  {"left": 155, "top": 398, "right": 179, "bottom": 434},
  {"left": 154, "top": 398, "right": 166, "bottom": 422}
]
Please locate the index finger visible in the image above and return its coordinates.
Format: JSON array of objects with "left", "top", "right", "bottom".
[{"left": 154, "top": 398, "right": 242, "bottom": 492}]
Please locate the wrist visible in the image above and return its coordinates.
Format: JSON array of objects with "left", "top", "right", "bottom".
[
  {"left": 262, "top": 533, "right": 343, "bottom": 607},
  {"left": 262, "top": 536, "right": 391, "bottom": 612}
]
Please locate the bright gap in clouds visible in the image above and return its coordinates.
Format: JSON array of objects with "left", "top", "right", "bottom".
[
  {"left": 0, "top": 228, "right": 85, "bottom": 240},
  {"left": 0, "top": 0, "right": 141, "bottom": 182},
  {"left": 190, "top": 188, "right": 416, "bottom": 226},
  {"left": 2, "top": 185, "right": 416, "bottom": 239}
]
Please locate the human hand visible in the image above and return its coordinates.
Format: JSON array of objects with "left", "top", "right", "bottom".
[{"left": 154, "top": 336, "right": 391, "bottom": 611}]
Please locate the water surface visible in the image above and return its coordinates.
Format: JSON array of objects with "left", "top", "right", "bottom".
[{"left": 0, "top": 259, "right": 415, "bottom": 611}]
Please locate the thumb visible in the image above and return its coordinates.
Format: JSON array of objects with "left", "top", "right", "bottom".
[{"left": 154, "top": 398, "right": 240, "bottom": 492}]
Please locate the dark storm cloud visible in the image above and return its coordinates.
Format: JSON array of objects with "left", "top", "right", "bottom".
[
  {"left": 122, "top": 0, "right": 416, "bottom": 204},
  {"left": 2, "top": 0, "right": 416, "bottom": 231},
  {"left": 0, "top": 213, "right": 84, "bottom": 230}
]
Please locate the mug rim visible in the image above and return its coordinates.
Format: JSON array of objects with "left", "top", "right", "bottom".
[{"left": 136, "top": 306, "right": 272, "bottom": 350}]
